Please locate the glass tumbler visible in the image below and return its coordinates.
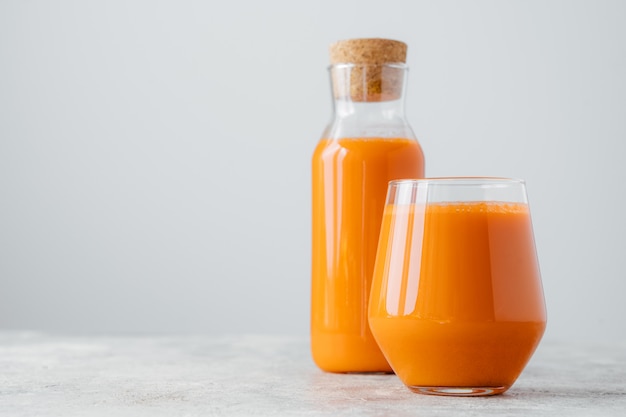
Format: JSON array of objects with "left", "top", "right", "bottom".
[{"left": 368, "top": 178, "right": 547, "bottom": 396}]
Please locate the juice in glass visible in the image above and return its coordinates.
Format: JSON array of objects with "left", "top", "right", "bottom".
[{"left": 368, "top": 179, "right": 546, "bottom": 395}]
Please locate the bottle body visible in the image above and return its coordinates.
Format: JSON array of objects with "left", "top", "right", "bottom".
[
  {"left": 311, "top": 58, "right": 424, "bottom": 372},
  {"left": 311, "top": 136, "right": 424, "bottom": 372}
]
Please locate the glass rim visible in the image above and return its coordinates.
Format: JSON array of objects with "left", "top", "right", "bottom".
[{"left": 389, "top": 177, "right": 526, "bottom": 187}]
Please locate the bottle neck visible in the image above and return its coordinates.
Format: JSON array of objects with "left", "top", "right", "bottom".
[{"left": 326, "top": 63, "right": 414, "bottom": 139}]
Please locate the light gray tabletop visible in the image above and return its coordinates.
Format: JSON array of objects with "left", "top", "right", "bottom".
[{"left": 0, "top": 332, "right": 624, "bottom": 416}]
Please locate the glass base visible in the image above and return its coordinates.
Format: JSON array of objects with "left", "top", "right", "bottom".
[{"left": 408, "top": 385, "right": 507, "bottom": 396}]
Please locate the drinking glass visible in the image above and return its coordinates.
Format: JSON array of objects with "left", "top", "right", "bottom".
[{"left": 368, "top": 178, "right": 547, "bottom": 396}]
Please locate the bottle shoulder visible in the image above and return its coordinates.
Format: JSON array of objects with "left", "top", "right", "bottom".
[
  {"left": 323, "top": 117, "right": 417, "bottom": 141},
  {"left": 312, "top": 137, "right": 425, "bottom": 178}
]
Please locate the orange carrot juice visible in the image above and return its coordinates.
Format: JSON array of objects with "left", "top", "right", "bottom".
[
  {"left": 369, "top": 201, "right": 546, "bottom": 393},
  {"left": 311, "top": 137, "right": 424, "bottom": 373}
]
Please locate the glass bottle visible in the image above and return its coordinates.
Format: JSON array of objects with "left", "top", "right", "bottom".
[{"left": 311, "top": 38, "right": 425, "bottom": 372}]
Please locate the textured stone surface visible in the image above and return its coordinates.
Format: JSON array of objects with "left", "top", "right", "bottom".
[{"left": 0, "top": 332, "right": 624, "bottom": 416}]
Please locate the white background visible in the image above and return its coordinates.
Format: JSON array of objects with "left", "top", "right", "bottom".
[{"left": 1, "top": 0, "right": 624, "bottom": 343}]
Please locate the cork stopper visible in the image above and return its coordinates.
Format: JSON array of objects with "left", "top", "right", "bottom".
[
  {"left": 329, "top": 38, "right": 407, "bottom": 65},
  {"left": 329, "top": 38, "right": 408, "bottom": 102}
]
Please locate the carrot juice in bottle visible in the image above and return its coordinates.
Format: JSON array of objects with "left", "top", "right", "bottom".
[{"left": 311, "top": 39, "right": 425, "bottom": 372}]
